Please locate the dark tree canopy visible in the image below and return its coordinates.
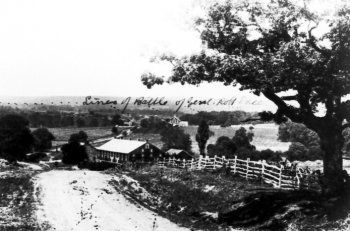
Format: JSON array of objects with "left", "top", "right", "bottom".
[
  {"left": 196, "top": 120, "right": 214, "bottom": 156},
  {"left": 111, "top": 126, "right": 119, "bottom": 136},
  {"left": 69, "top": 131, "right": 88, "bottom": 144},
  {"left": 32, "top": 128, "right": 55, "bottom": 152},
  {"left": 61, "top": 142, "right": 88, "bottom": 165},
  {"left": 207, "top": 136, "right": 237, "bottom": 158},
  {"left": 62, "top": 131, "right": 89, "bottom": 164},
  {"left": 111, "top": 113, "right": 124, "bottom": 126},
  {"left": 0, "top": 114, "right": 34, "bottom": 162},
  {"left": 161, "top": 126, "right": 192, "bottom": 154},
  {"left": 232, "top": 127, "right": 255, "bottom": 151},
  {"left": 141, "top": 0, "right": 350, "bottom": 195}
]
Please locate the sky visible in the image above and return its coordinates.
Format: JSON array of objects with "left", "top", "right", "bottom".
[{"left": 0, "top": 0, "right": 345, "bottom": 104}]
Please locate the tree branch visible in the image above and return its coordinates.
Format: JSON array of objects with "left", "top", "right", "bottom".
[
  {"left": 281, "top": 95, "right": 297, "bottom": 101},
  {"left": 262, "top": 90, "right": 303, "bottom": 123}
]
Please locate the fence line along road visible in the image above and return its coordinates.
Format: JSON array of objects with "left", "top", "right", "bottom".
[{"left": 157, "top": 155, "right": 320, "bottom": 190}]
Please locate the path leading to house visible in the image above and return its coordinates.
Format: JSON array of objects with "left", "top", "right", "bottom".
[{"left": 34, "top": 170, "right": 189, "bottom": 231}]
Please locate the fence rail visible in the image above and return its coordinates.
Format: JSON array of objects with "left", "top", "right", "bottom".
[{"left": 157, "top": 155, "right": 320, "bottom": 190}]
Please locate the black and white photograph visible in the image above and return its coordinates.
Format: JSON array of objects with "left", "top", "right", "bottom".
[{"left": 0, "top": 0, "right": 349, "bottom": 230}]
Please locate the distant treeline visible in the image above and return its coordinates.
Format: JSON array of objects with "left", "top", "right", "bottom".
[
  {"left": 180, "top": 111, "right": 257, "bottom": 126},
  {"left": 0, "top": 107, "right": 116, "bottom": 128}
]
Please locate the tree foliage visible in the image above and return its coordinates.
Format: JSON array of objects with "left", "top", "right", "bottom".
[
  {"left": 111, "top": 113, "right": 124, "bottom": 126},
  {"left": 62, "top": 131, "right": 89, "bottom": 164},
  {"left": 161, "top": 126, "right": 192, "bottom": 153},
  {"left": 32, "top": 128, "right": 55, "bottom": 152},
  {"left": 196, "top": 120, "right": 214, "bottom": 156},
  {"left": 232, "top": 127, "right": 255, "bottom": 150},
  {"left": 180, "top": 111, "right": 252, "bottom": 126},
  {"left": 0, "top": 114, "right": 34, "bottom": 162},
  {"left": 207, "top": 136, "right": 237, "bottom": 158},
  {"left": 69, "top": 131, "right": 88, "bottom": 144},
  {"left": 142, "top": 0, "right": 350, "bottom": 194},
  {"left": 111, "top": 126, "right": 119, "bottom": 136},
  {"left": 279, "top": 121, "right": 320, "bottom": 148}
]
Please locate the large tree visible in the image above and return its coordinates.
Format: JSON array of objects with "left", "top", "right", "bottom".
[
  {"left": 161, "top": 126, "right": 192, "bottom": 154},
  {"left": 196, "top": 120, "right": 213, "bottom": 156},
  {"left": 141, "top": 0, "right": 350, "bottom": 194},
  {"left": 32, "top": 128, "right": 55, "bottom": 152},
  {"left": 0, "top": 114, "right": 34, "bottom": 162}
]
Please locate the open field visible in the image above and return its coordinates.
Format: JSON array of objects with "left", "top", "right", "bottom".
[
  {"left": 181, "top": 123, "right": 291, "bottom": 154},
  {"left": 31, "top": 127, "right": 113, "bottom": 142},
  {"left": 31, "top": 127, "right": 113, "bottom": 148}
]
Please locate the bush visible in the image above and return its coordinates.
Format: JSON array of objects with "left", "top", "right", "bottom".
[
  {"left": 61, "top": 142, "right": 88, "bottom": 164},
  {"left": 25, "top": 152, "right": 47, "bottom": 163}
]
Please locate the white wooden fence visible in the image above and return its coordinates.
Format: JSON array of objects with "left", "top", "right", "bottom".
[{"left": 157, "top": 155, "right": 308, "bottom": 190}]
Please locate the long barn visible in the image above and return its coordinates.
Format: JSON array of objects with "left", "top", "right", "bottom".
[{"left": 88, "top": 138, "right": 162, "bottom": 163}]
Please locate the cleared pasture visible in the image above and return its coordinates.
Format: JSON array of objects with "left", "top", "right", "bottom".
[{"left": 31, "top": 127, "right": 113, "bottom": 143}]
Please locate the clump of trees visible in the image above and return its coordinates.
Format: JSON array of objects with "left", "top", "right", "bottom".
[
  {"left": 61, "top": 131, "right": 88, "bottom": 164},
  {"left": 160, "top": 126, "right": 192, "bottom": 154},
  {"left": 0, "top": 108, "right": 122, "bottom": 128},
  {"left": 32, "top": 128, "right": 55, "bottom": 152},
  {"left": 0, "top": 114, "right": 34, "bottom": 162},
  {"left": 278, "top": 121, "right": 323, "bottom": 161},
  {"left": 180, "top": 111, "right": 253, "bottom": 126},
  {"left": 138, "top": 116, "right": 169, "bottom": 133},
  {"left": 141, "top": 0, "right": 350, "bottom": 194},
  {"left": 207, "top": 127, "right": 281, "bottom": 162},
  {"left": 279, "top": 121, "right": 350, "bottom": 161}
]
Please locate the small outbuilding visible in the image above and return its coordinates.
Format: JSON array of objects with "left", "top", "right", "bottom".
[{"left": 165, "top": 149, "right": 193, "bottom": 160}]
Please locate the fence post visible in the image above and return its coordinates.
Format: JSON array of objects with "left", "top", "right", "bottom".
[
  {"left": 214, "top": 155, "right": 217, "bottom": 169},
  {"left": 233, "top": 155, "right": 237, "bottom": 174},
  {"left": 182, "top": 159, "right": 185, "bottom": 168},
  {"left": 295, "top": 175, "right": 300, "bottom": 189},
  {"left": 261, "top": 160, "right": 266, "bottom": 181},
  {"left": 173, "top": 157, "right": 176, "bottom": 167},
  {"left": 198, "top": 156, "right": 202, "bottom": 169},
  {"left": 246, "top": 158, "right": 250, "bottom": 180},
  {"left": 190, "top": 158, "right": 194, "bottom": 170},
  {"left": 278, "top": 165, "right": 284, "bottom": 188}
]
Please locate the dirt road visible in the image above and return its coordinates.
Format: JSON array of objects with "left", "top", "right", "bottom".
[{"left": 34, "top": 170, "right": 189, "bottom": 231}]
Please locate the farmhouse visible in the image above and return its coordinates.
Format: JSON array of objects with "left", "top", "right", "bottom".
[
  {"left": 89, "top": 138, "right": 162, "bottom": 163},
  {"left": 165, "top": 149, "right": 193, "bottom": 160},
  {"left": 169, "top": 115, "right": 188, "bottom": 127}
]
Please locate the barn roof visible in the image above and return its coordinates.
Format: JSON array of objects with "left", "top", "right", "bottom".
[
  {"left": 166, "top": 149, "right": 184, "bottom": 155},
  {"left": 96, "top": 139, "right": 146, "bottom": 154},
  {"left": 166, "top": 149, "right": 192, "bottom": 156}
]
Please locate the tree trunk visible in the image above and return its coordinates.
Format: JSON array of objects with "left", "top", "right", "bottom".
[
  {"left": 318, "top": 123, "right": 345, "bottom": 196},
  {"left": 198, "top": 142, "right": 206, "bottom": 157}
]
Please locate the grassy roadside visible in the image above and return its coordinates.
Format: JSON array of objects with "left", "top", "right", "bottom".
[
  {"left": 109, "top": 166, "right": 350, "bottom": 231},
  {"left": 109, "top": 166, "right": 275, "bottom": 230},
  {"left": 0, "top": 170, "right": 40, "bottom": 231}
]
